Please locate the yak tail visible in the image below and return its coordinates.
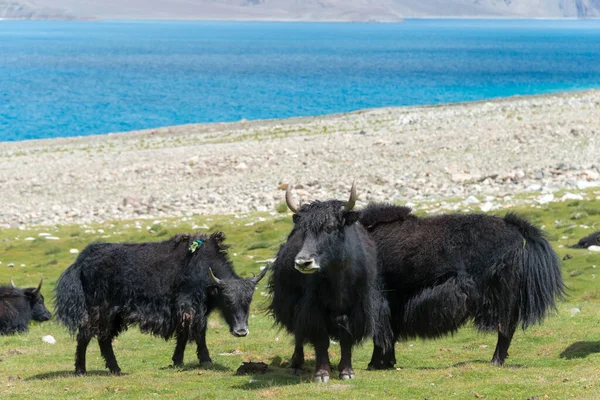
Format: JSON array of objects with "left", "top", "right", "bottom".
[
  {"left": 373, "top": 296, "right": 394, "bottom": 353},
  {"left": 504, "top": 213, "right": 566, "bottom": 329},
  {"left": 54, "top": 260, "right": 88, "bottom": 336}
]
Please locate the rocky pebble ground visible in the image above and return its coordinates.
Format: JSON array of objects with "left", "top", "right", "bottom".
[{"left": 1, "top": 90, "right": 599, "bottom": 228}]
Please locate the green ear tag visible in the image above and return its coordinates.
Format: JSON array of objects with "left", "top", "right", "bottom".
[{"left": 189, "top": 240, "right": 203, "bottom": 253}]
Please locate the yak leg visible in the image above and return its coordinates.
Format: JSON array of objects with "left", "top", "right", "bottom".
[
  {"left": 74, "top": 331, "right": 91, "bottom": 375},
  {"left": 491, "top": 310, "right": 518, "bottom": 366},
  {"left": 313, "top": 337, "right": 331, "bottom": 383},
  {"left": 195, "top": 325, "right": 213, "bottom": 367},
  {"left": 172, "top": 330, "right": 188, "bottom": 367},
  {"left": 368, "top": 335, "right": 397, "bottom": 370},
  {"left": 289, "top": 336, "right": 305, "bottom": 376},
  {"left": 338, "top": 332, "right": 355, "bottom": 380},
  {"left": 98, "top": 336, "right": 121, "bottom": 375}
]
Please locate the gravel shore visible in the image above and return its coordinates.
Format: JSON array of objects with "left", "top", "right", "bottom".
[{"left": 1, "top": 90, "right": 599, "bottom": 227}]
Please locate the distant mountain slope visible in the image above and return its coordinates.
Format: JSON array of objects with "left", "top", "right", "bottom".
[
  {"left": 3, "top": 0, "right": 600, "bottom": 21},
  {"left": 0, "top": 1, "right": 74, "bottom": 19}
]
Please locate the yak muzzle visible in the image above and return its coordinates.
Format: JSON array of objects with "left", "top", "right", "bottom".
[
  {"left": 232, "top": 327, "right": 249, "bottom": 337},
  {"left": 294, "top": 257, "right": 320, "bottom": 274}
]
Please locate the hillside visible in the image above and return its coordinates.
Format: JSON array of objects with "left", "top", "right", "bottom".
[{"left": 3, "top": 0, "right": 600, "bottom": 21}]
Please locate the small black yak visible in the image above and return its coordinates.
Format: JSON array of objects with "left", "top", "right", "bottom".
[
  {"left": 54, "top": 232, "right": 268, "bottom": 375},
  {"left": 268, "top": 184, "right": 392, "bottom": 382},
  {"left": 360, "top": 203, "right": 566, "bottom": 369},
  {"left": 569, "top": 231, "right": 600, "bottom": 249},
  {"left": 0, "top": 279, "right": 51, "bottom": 335}
]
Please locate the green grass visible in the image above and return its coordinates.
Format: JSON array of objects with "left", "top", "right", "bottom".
[{"left": 1, "top": 197, "right": 600, "bottom": 399}]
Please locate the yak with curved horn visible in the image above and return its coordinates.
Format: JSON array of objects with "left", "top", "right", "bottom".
[
  {"left": 1, "top": 278, "right": 51, "bottom": 335},
  {"left": 269, "top": 182, "right": 392, "bottom": 382},
  {"left": 55, "top": 232, "right": 269, "bottom": 375}
]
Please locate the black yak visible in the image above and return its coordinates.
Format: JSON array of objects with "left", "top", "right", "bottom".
[
  {"left": 54, "top": 232, "right": 268, "bottom": 375},
  {"left": 569, "top": 231, "right": 600, "bottom": 249},
  {"left": 359, "top": 203, "right": 566, "bottom": 369},
  {"left": 0, "top": 279, "right": 51, "bottom": 335},
  {"left": 268, "top": 184, "right": 392, "bottom": 382}
]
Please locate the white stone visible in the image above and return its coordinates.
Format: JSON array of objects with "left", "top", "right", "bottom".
[
  {"left": 464, "top": 196, "right": 480, "bottom": 205},
  {"left": 38, "top": 233, "right": 51, "bottom": 237},
  {"left": 24, "top": 237, "right": 35, "bottom": 241},
  {"left": 568, "top": 308, "right": 581, "bottom": 315},
  {"left": 537, "top": 194, "right": 554, "bottom": 204},
  {"left": 42, "top": 335, "right": 57, "bottom": 344},
  {"left": 561, "top": 193, "right": 584, "bottom": 201},
  {"left": 480, "top": 202, "right": 494, "bottom": 212},
  {"left": 46, "top": 236, "right": 60, "bottom": 240},
  {"left": 588, "top": 246, "right": 600, "bottom": 253},
  {"left": 577, "top": 180, "right": 597, "bottom": 190},
  {"left": 70, "top": 249, "right": 79, "bottom": 254}
]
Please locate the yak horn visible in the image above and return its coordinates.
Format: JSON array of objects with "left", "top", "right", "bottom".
[
  {"left": 208, "top": 268, "right": 223, "bottom": 285},
  {"left": 285, "top": 185, "right": 298, "bottom": 214},
  {"left": 250, "top": 263, "right": 270, "bottom": 284},
  {"left": 343, "top": 181, "right": 358, "bottom": 212},
  {"left": 33, "top": 279, "right": 43, "bottom": 295},
  {"left": 10, "top": 278, "right": 16, "bottom": 288}
]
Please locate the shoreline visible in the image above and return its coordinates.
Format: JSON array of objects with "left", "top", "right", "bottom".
[
  {"left": 3, "top": 88, "right": 599, "bottom": 147},
  {"left": 2, "top": 17, "right": 599, "bottom": 23},
  {"left": 1, "top": 89, "right": 599, "bottom": 227}
]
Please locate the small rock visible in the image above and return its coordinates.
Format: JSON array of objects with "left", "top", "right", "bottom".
[
  {"left": 42, "top": 335, "right": 56, "bottom": 344},
  {"left": 568, "top": 308, "right": 581, "bottom": 315},
  {"left": 69, "top": 249, "right": 79, "bottom": 254},
  {"left": 7, "top": 263, "right": 14, "bottom": 268},
  {"left": 561, "top": 193, "right": 584, "bottom": 201},
  {"left": 562, "top": 254, "right": 573, "bottom": 261},
  {"left": 588, "top": 246, "right": 600, "bottom": 253},
  {"left": 537, "top": 194, "right": 554, "bottom": 204},
  {"left": 479, "top": 202, "right": 494, "bottom": 212},
  {"left": 464, "top": 196, "right": 480, "bottom": 205},
  {"left": 451, "top": 173, "right": 472, "bottom": 183}
]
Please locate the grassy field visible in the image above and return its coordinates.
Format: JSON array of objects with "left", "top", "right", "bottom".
[{"left": 1, "top": 193, "right": 599, "bottom": 399}]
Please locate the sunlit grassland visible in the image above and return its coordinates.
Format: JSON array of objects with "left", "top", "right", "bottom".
[{"left": 1, "top": 195, "right": 599, "bottom": 399}]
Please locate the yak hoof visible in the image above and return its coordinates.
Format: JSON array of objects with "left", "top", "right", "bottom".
[
  {"left": 290, "top": 368, "right": 303, "bottom": 376},
  {"left": 491, "top": 359, "right": 505, "bottom": 367},
  {"left": 110, "top": 369, "right": 122, "bottom": 376},
  {"left": 75, "top": 369, "right": 86, "bottom": 376},
  {"left": 201, "top": 361, "right": 214, "bottom": 367},
  {"left": 314, "top": 370, "right": 330, "bottom": 383},
  {"left": 340, "top": 373, "right": 355, "bottom": 380}
]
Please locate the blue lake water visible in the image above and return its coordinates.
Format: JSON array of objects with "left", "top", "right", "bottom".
[{"left": 1, "top": 19, "right": 600, "bottom": 142}]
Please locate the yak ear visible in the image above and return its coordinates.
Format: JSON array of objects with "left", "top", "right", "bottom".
[
  {"left": 210, "top": 231, "right": 230, "bottom": 251},
  {"left": 210, "top": 231, "right": 226, "bottom": 244},
  {"left": 343, "top": 211, "right": 360, "bottom": 226}
]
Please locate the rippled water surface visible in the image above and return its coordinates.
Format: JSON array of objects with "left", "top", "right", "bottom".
[{"left": 1, "top": 19, "right": 600, "bottom": 141}]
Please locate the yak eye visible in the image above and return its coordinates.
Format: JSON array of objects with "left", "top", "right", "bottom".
[
  {"left": 209, "top": 287, "right": 219, "bottom": 296},
  {"left": 325, "top": 225, "right": 335, "bottom": 234}
]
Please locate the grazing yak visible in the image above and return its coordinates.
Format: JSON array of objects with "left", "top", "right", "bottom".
[
  {"left": 268, "top": 184, "right": 392, "bottom": 382},
  {"left": 360, "top": 203, "right": 566, "bottom": 369},
  {"left": 569, "top": 231, "right": 600, "bottom": 249},
  {"left": 0, "top": 279, "right": 51, "bottom": 335},
  {"left": 54, "top": 232, "right": 268, "bottom": 375}
]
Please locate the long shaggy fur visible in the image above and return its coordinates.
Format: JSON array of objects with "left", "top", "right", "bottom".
[
  {"left": 54, "top": 231, "right": 261, "bottom": 374},
  {"left": 360, "top": 203, "right": 565, "bottom": 365},
  {"left": 268, "top": 200, "right": 393, "bottom": 351},
  {"left": 55, "top": 232, "right": 247, "bottom": 339}
]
